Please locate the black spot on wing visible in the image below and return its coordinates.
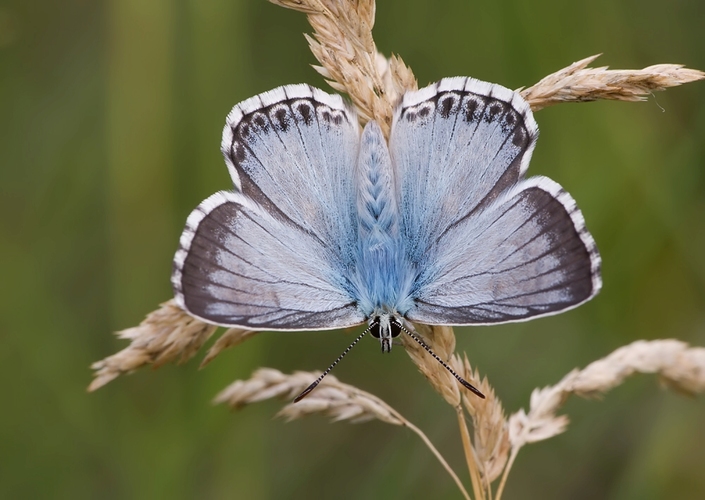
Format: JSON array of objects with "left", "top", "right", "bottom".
[
  {"left": 239, "top": 121, "right": 251, "bottom": 139},
  {"left": 485, "top": 101, "right": 505, "bottom": 123},
  {"left": 319, "top": 108, "right": 345, "bottom": 125},
  {"left": 463, "top": 95, "right": 485, "bottom": 123},
  {"left": 274, "top": 106, "right": 289, "bottom": 131},
  {"left": 253, "top": 113, "right": 268, "bottom": 130},
  {"left": 504, "top": 110, "right": 516, "bottom": 127},
  {"left": 512, "top": 126, "right": 527, "bottom": 148},
  {"left": 294, "top": 101, "right": 314, "bottom": 125},
  {"left": 439, "top": 94, "right": 457, "bottom": 118},
  {"left": 232, "top": 143, "right": 246, "bottom": 162}
]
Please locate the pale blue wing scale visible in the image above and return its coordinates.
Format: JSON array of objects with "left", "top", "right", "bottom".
[
  {"left": 406, "top": 176, "right": 602, "bottom": 325},
  {"left": 389, "top": 77, "right": 538, "bottom": 262},
  {"left": 172, "top": 191, "right": 365, "bottom": 329},
  {"left": 221, "top": 84, "right": 360, "bottom": 263}
]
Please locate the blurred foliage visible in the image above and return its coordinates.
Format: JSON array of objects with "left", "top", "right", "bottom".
[{"left": 1, "top": 0, "right": 704, "bottom": 499}]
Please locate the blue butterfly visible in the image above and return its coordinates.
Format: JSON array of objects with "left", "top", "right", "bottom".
[{"left": 171, "top": 77, "right": 601, "bottom": 397}]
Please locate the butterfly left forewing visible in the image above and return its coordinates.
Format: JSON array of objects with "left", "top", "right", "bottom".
[
  {"left": 173, "top": 85, "right": 368, "bottom": 329},
  {"left": 407, "top": 176, "right": 601, "bottom": 325}
]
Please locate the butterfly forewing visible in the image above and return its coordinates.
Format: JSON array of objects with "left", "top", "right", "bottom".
[
  {"left": 173, "top": 85, "right": 366, "bottom": 329},
  {"left": 390, "top": 78, "right": 601, "bottom": 324},
  {"left": 406, "top": 177, "right": 601, "bottom": 324}
]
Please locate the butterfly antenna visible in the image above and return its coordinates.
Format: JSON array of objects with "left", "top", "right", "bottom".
[
  {"left": 293, "top": 324, "right": 374, "bottom": 403},
  {"left": 396, "top": 322, "right": 485, "bottom": 399}
]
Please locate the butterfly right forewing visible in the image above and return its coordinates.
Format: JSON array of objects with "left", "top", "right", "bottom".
[{"left": 172, "top": 85, "right": 367, "bottom": 330}]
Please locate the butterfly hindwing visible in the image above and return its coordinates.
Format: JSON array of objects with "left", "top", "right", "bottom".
[
  {"left": 390, "top": 79, "right": 601, "bottom": 324},
  {"left": 406, "top": 176, "right": 601, "bottom": 325},
  {"left": 173, "top": 85, "right": 367, "bottom": 329},
  {"left": 222, "top": 84, "right": 360, "bottom": 264},
  {"left": 390, "top": 77, "right": 539, "bottom": 262}
]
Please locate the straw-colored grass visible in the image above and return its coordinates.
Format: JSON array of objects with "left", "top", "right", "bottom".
[
  {"left": 215, "top": 367, "right": 472, "bottom": 500},
  {"left": 89, "top": 1, "right": 705, "bottom": 498},
  {"left": 519, "top": 54, "right": 705, "bottom": 111},
  {"left": 89, "top": 300, "right": 217, "bottom": 391}
]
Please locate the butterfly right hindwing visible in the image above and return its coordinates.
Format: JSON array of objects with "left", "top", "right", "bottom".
[{"left": 173, "top": 85, "right": 367, "bottom": 330}]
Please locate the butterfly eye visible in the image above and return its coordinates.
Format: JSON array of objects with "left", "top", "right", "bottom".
[
  {"left": 390, "top": 319, "right": 402, "bottom": 338},
  {"left": 370, "top": 323, "right": 381, "bottom": 338}
]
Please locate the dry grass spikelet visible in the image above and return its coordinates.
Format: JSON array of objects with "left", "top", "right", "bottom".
[
  {"left": 509, "top": 339, "right": 705, "bottom": 451},
  {"left": 215, "top": 367, "right": 472, "bottom": 500},
  {"left": 269, "top": 0, "right": 417, "bottom": 135},
  {"left": 89, "top": 301, "right": 261, "bottom": 390},
  {"left": 567, "top": 339, "right": 705, "bottom": 397},
  {"left": 520, "top": 54, "right": 705, "bottom": 111},
  {"left": 398, "top": 324, "right": 509, "bottom": 499},
  {"left": 88, "top": 300, "right": 218, "bottom": 391},
  {"left": 399, "top": 323, "right": 463, "bottom": 406},
  {"left": 200, "top": 328, "right": 259, "bottom": 368},
  {"left": 461, "top": 356, "right": 510, "bottom": 484},
  {"left": 216, "top": 368, "right": 404, "bottom": 425}
]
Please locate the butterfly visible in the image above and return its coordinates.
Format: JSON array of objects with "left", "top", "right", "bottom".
[{"left": 171, "top": 77, "right": 601, "bottom": 397}]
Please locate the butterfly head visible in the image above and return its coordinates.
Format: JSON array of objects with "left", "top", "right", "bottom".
[{"left": 369, "top": 312, "right": 403, "bottom": 353}]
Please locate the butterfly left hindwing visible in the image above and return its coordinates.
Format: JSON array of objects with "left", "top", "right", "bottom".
[{"left": 389, "top": 77, "right": 601, "bottom": 324}]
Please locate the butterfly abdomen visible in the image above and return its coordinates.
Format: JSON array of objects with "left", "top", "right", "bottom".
[
  {"left": 351, "top": 122, "right": 414, "bottom": 317},
  {"left": 355, "top": 121, "right": 398, "bottom": 240}
]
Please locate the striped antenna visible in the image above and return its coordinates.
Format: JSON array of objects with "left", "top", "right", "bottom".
[
  {"left": 293, "top": 324, "right": 374, "bottom": 403},
  {"left": 395, "top": 320, "right": 485, "bottom": 399}
]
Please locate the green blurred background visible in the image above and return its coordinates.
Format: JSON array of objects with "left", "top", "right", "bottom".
[{"left": 1, "top": 0, "right": 704, "bottom": 498}]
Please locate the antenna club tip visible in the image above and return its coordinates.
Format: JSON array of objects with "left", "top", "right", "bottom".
[
  {"left": 460, "top": 380, "right": 486, "bottom": 399},
  {"left": 294, "top": 383, "right": 317, "bottom": 403}
]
